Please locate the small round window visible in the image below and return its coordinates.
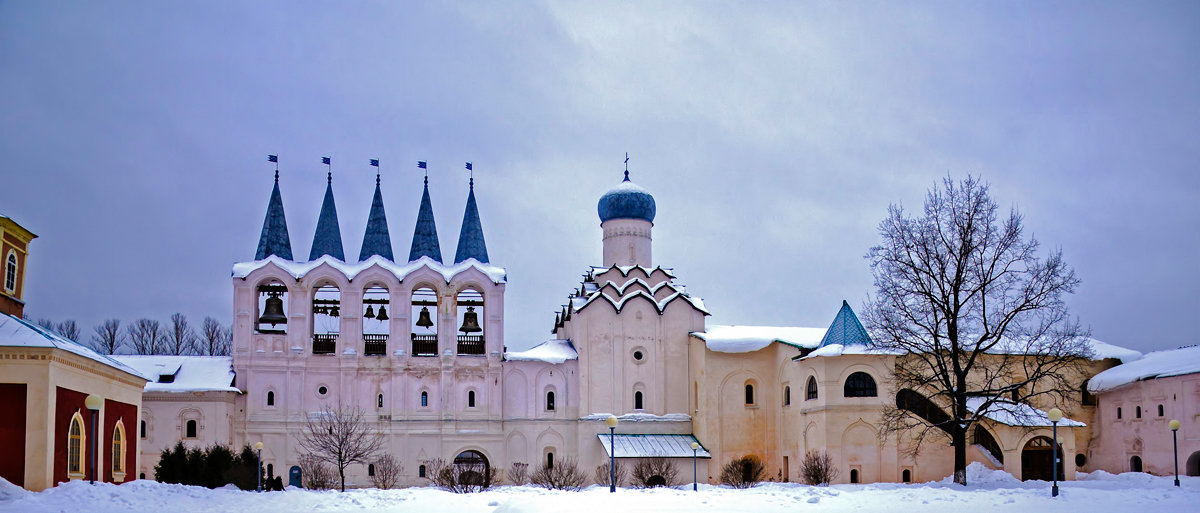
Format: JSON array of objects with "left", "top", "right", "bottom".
[
  {"left": 632, "top": 347, "right": 647, "bottom": 363},
  {"left": 318, "top": 386, "right": 328, "bottom": 396},
  {"left": 1075, "top": 453, "right": 1087, "bottom": 467},
  {"left": 633, "top": 351, "right": 643, "bottom": 361}
]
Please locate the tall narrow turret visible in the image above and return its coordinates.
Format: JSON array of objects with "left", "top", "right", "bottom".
[
  {"left": 358, "top": 173, "right": 394, "bottom": 261},
  {"left": 255, "top": 170, "right": 294, "bottom": 260},
  {"left": 309, "top": 172, "right": 345, "bottom": 261},
  {"left": 454, "top": 178, "right": 489, "bottom": 264},
  {"left": 408, "top": 176, "right": 443, "bottom": 263}
]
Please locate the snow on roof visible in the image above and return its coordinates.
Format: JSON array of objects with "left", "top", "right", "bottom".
[
  {"left": 977, "top": 337, "right": 1140, "bottom": 362},
  {"left": 580, "top": 412, "right": 692, "bottom": 423},
  {"left": 504, "top": 339, "right": 578, "bottom": 364},
  {"left": 597, "top": 434, "right": 711, "bottom": 459},
  {"left": 112, "top": 355, "right": 239, "bottom": 393},
  {"left": 578, "top": 289, "right": 709, "bottom": 316},
  {"left": 231, "top": 254, "right": 506, "bottom": 284},
  {"left": 802, "top": 343, "right": 901, "bottom": 359},
  {"left": 0, "top": 313, "right": 143, "bottom": 379},
  {"left": 591, "top": 265, "right": 675, "bottom": 279},
  {"left": 1087, "top": 345, "right": 1200, "bottom": 393},
  {"left": 966, "top": 397, "right": 1085, "bottom": 427},
  {"left": 692, "top": 325, "right": 826, "bottom": 353}
]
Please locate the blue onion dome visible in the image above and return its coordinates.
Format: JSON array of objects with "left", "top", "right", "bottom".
[{"left": 597, "top": 172, "right": 656, "bottom": 223}]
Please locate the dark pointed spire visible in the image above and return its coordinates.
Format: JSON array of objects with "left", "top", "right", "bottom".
[
  {"left": 255, "top": 170, "right": 294, "bottom": 260},
  {"left": 358, "top": 172, "right": 394, "bottom": 261},
  {"left": 408, "top": 175, "right": 442, "bottom": 262},
  {"left": 817, "top": 300, "right": 873, "bottom": 348},
  {"left": 309, "top": 172, "right": 345, "bottom": 261},
  {"left": 454, "top": 178, "right": 489, "bottom": 264}
]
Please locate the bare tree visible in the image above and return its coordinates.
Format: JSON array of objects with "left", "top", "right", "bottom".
[
  {"left": 89, "top": 319, "right": 124, "bottom": 354},
  {"left": 34, "top": 318, "right": 54, "bottom": 331},
  {"left": 127, "top": 318, "right": 166, "bottom": 354},
  {"left": 52, "top": 320, "right": 81, "bottom": 341},
  {"left": 199, "top": 316, "right": 232, "bottom": 356},
  {"left": 164, "top": 313, "right": 197, "bottom": 355},
  {"left": 866, "top": 176, "right": 1091, "bottom": 486},
  {"left": 298, "top": 405, "right": 384, "bottom": 492},
  {"left": 592, "top": 460, "right": 626, "bottom": 487},
  {"left": 369, "top": 453, "right": 403, "bottom": 489},
  {"left": 508, "top": 462, "right": 530, "bottom": 485},
  {"left": 719, "top": 454, "right": 765, "bottom": 488}
]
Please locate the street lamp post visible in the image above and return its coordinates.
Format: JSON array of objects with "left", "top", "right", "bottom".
[
  {"left": 254, "top": 442, "right": 264, "bottom": 492},
  {"left": 84, "top": 395, "right": 103, "bottom": 485},
  {"left": 1047, "top": 408, "right": 1063, "bottom": 498},
  {"left": 690, "top": 442, "right": 700, "bottom": 491},
  {"left": 1169, "top": 419, "right": 1181, "bottom": 487},
  {"left": 605, "top": 415, "right": 619, "bottom": 493}
]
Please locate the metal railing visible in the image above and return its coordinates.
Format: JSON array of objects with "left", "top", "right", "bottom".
[
  {"left": 411, "top": 333, "right": 438, "bottom": 356},
  {"left": 364, "top": 334, "right": 388, "bottom": 356},
  {"left": 312, "top": 334, "right": 337, "bottom": 355},
  {"left": 457, "top": 335, "right": 485, "bottom": 355}
]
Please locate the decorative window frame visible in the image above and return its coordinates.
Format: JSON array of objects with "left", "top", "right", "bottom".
[
  {"left": 112, "top": 419, "right": 127, "bottom": 482},
  {"left": 67, "top": 411, "right": 86, "bottom": 479},
  {"left": 3, "top": 250, "right": 17, "bottom": 293}
]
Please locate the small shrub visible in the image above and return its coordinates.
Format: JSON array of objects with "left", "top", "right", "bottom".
[
  {"left": 800, "top": 450, "right": 839, "bottom": 486},
  {"left": 300, "top": 452, "right": 336, "bottom": 490},
  {"left": 719, "top": 454, "right": 766, "bottom": 489},
  {"left": 530, "top": 458, "right": 587, "bottom": 491},
  {"left": 426, "top": 458, "right": 497, "bottom": 493},
  {"left": 630, "top": 458, "right": 679, "bottom": 488},
  {"left": 370, "top": 454, "right": 403, "bottom": 489},
  {"left": 593, "top": 461, "right": 628, "bottom": 487},
  {"left": 508, "top": 462, "right": 530, "bottom": 485}
]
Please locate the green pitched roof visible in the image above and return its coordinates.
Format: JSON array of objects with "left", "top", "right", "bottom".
[{"left": 818, "top": 300, "right": 872, "bottom": 347}]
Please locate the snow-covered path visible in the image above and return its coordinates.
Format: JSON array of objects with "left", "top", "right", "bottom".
[{"left": 3, "top": 466, "right": 1196, "bottom": 513}]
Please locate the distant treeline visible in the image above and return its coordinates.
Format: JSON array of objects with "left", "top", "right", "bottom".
[{"left": 24, "top": 313, "right": 231, "bottom": 356}]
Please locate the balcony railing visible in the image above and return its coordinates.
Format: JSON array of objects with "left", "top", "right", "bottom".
[
  {"left": 364, "top": 334, "right": 388, "bottom": 356},
  {"left": 457, "top": 335, "right": 485, "bottom": 355},
  {"left": 411, "top": 333, "right": 438, "bottom": 356},
  {"left": 312, "top": 334, "right": 337, "bottom": 355}
]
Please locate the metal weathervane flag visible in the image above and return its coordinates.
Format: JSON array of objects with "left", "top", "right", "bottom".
[
  {"left": 322, "top": 157, "right": 331, "bottom": 165},
  {"left": 465, "top": 162, "right": 472, "bottom": 171},
  {"left": 418, "top": 161, "right": 427, "bottom": 169},
  {"left": 370, "top": 159, "right": 379, "bottom": 167},
  {"left": 267, "top": 154, "right": 278, "bottom": 163}
]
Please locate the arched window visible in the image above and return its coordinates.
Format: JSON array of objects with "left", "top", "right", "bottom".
[
  {"left": 784, "top": 386, "right": 791, "bottom": 406},
  {"left": 267, "top": 463, "right": 274, "bottom": 478},
  {"left": 140, "top": 420, "right": 146, "bottom": 439},
  {"left": 312, "top": 284, "right": 341, "bottom": 354},
  {"left": 850, "top": 468, "right": 859, "bottom": 483},
  {"left": 377, "top": 393, "right": 384, "bottom": 408},
  {"left": 418, "top": 464, "right": 427, "bottom": 478},
  {"left": 546, "top": 391, "right": 555, "bottom": 411},
  {"left": 744, "top": 383, "right": 755, "bottom": 405},
  {"left": 546, "top": 452, "right": 554, "bottom": 469},
  {"left": 4, "top": 252, "right": 16, "bottom": 292},
  {"left": 421, "top": 391, "right": 429, "bottom": 407},
  {"left": 256, "top": 280, "right": 288, "bottom": 334},
  {"left": 1130, "top": 455, "right": 1143, "bottom": 472},
  {"left": 634, "top": 391, "right": 644, "bottom": 410},
  {"left": 410, "top": 287, "right": 438, "bottom": 356},
  {"left": 902, "top": 469, "right": 911, "bottom": 483},
  {"left": 67, "top": 412, "right": 85, "bottom": 476},
  {"left": 843, "top": 372, "right": 877, "bottom": 397},
  {"left": 1158, "top": 404, "right": 1164, "bottom": 417},
  {"left": 362, "top": 285, "right": 390, "bottom": 356},
  {"left": 266, "top": 391, "right": 275, "bottom": 406},
  {"left": 1117, "top": 407, "right": 1123, "bottom": 419},
  {"left": 468, "top": 390, "right": 476, "bottom": 408},
  {"left": 1135, "top": 406, "right": 1142, "bottom": 418},
  {"left": 368, "top": 464, "right": 376, "bottom": 476},
  {"left": 185, "top": 419, "right": 197, "bottom": 438},
  {"left": 806, "top": 376, "right": 818, "bottom": 400},
  {"left": 1081, "top": 384, "right": 1096, "bottom": 406},
  {"left": 455, "top": 289, "right": 485, "bottom": 355},
  {"left": 112, "top": 421, "right": 126, "bottom": 477}
]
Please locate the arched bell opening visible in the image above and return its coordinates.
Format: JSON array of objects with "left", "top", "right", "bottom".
[
  {"left": 410, "top": 287, "right": 438, "bottom": 356},
  {"left": 256, "top": 280, "right": 289, "bottom": 334},
  {"left": 362, "top": 285, "right": 390, "bottom": 356},
  {"left": 455, "top": 289, "right": 485, "bottom": 355},
  {"left": 312, "top": 284, "right": 341, "bottom": 355}
]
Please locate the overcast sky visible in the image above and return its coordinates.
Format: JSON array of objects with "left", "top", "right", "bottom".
[{"left": 1, "top": 1, "right": 1196, "bottom": 354}]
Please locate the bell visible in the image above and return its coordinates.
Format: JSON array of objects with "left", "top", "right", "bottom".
[
  {"left": 375, "top": 305, "right": 389, "bottom": 321},
  {"left": 364, "top": 305, "right": 375, "bottom": 319},
  {"left": 459, "top": 306, "right": 482, "bottom": 333},
  {"left": 329, "top": 305, "right": 340, "bottom": 317},
  {"left": 416, "top": 306, "right": 434, "bottom": 328},
  {"left": 258, "top": 293, "right": 287, "bottom": 326}
]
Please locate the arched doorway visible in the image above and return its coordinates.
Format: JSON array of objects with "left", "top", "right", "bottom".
[
  {"left": 1129, "top": 455, "right": 1143, "bottom": 473},
  {"left": 1021, "top": 437, "right": 1063, "bottom": 481},
  {"left": 454, "top": 450, "right": 490, "bottom": 486},
  {"left": 1186, "top": 451, "right": 1200, "bottom": 476}
]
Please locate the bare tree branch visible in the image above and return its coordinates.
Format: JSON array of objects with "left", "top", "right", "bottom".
[
  {"left": 127, "top": 318, "right": 166, "bottom": 354},
  {"left": 165, "top": 313, "right": 198, "bottom": 355},
  {"left": 866, "top": 176, "right": 1091, "bottom": 486},
  {"left": 199, "top": 316, "right": 232, "bottom": 356},
  {"left": 297, "top": 405, "right": 384, "bottom": 492},
  {"left": 89, "top": 319, "right": 124, "bottom": 354}
]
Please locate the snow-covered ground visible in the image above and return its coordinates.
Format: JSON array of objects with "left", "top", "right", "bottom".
[{"left": 3, "top": 464, "right": 1196, "bottom": 513}]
